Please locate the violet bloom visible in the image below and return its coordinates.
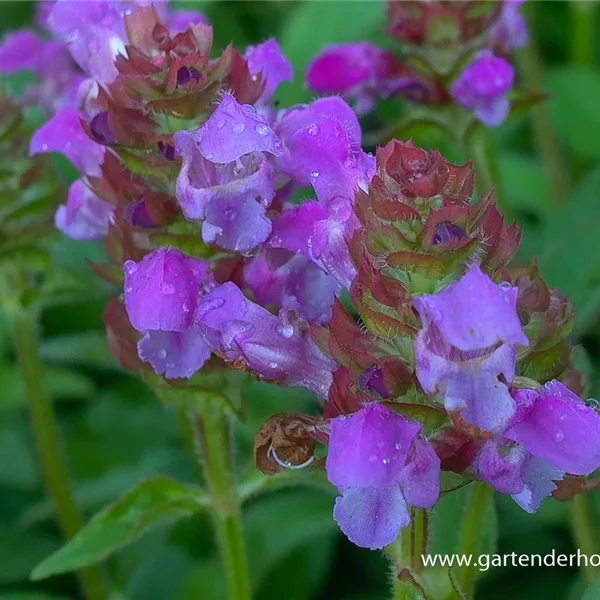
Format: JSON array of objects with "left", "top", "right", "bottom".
[
  {"left": 123, "top": 248, "right": 215, "bottom": 379},
  {"left": 326, "top": 403, "right": 440, "bottom": 550},
  {"left": 196, "top": 282, "right": 337, "bottom": 398},
  {"left": 489, "top": 0, "right": 529, "bottom": 53},
  {"left": 48, "top": 0, "right": 131, "bottom": 85},
  {"left": 166, "top": 10, "right": 209, "bottom": 35},
  {"left": 307, "top": 42, "right": 400, "bottom": 115},
  {"left": 450, "top": 50, "right": 515, "bottom": 127},
  {"left": 174, "top": 93, "right": 284, "bottom": 253},
  {"left": 475, "top": 381, "right": 600, "bottom": 512},
  {"left": 246, "top": 39, "right": 294, "bottom": 104},
  {"left": 55, "top": 179, "right": 114, "bottom": 241},
  {"left": 414, "top": 265, "right": 529, "bottom": 433},
  {"left": 30, "top": 107, "right": 105, "bottom": 177}
]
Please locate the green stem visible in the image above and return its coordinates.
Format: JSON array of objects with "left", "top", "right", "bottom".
[
  {"left": 193, "top": 409, "right": 251, "bottom": 600},
  {"left": 388, "top": 509, "right": 429, "bottom": 600},
  {"left": 9, "top": 308, "right": 107, "bottom": 600},
  {"left": 455, "top": 482, "right": 494, "bottom": 599},
  {"left": 465, "top": 126, "right": 504, "bottom": 207},
  {"left": 570, "top": 494, "right": 600, "bottom": 584},
  {"left": 570, "top": 1, "right": 597, "bottom": 67},
  {"left": 518, "top": 43, "right": 570, "bottom": 204}
]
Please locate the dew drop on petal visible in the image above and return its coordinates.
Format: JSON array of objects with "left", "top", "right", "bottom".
[
  {"left": 555, "top": 429, "right": 565, "bottom": 442},
  {"left": 233, "top": 123, "right": 246, "bottom": 134},
  {"left": 307, "top": 123, "right": 319, "bottom": 136},
  {"left": 162, "top": 283, "right": 175, "bottom": 294},
  {"left": 216, "top": 119, "right": 226, "bottom": 130},
  {"left": 255, "top": 123, "right": 270, "bottom": 136}
]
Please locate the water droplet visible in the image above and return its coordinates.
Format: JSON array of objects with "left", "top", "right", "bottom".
[
  {"left": 559, "top": 413, "right": 567, "bottom": 421},
  {"left": 499, "top": 281, "right": 512, "bottom": 291},
  {"left": 124, "top": 285, "right": 132, "bottom": 293},
  {"left": 394, "top": 442, "right": 402, "bottom": 450},
  {"left": 204, "top": 151, "right": 214, "bottom": 160},
  {"left": 269, "top": 361, "right": 278, "bottom": 369},
  {"left": 255, "top": 123, "right": 270, "bottom": 136},
  {"left": 278, "top": 324, "right": 294, "bottom": 338},
  {"left": 162, "top": 283, "right": 175, "bottom": 295},
  {"left": 124, "top": 260, "right": 137, "bottom": 275},
  {"left": 270, "top": 236, "right": 282, "bottom": 248},
  {"left": 216, "top": 119, "right": 225, "bottom": 130},
  {"left": 309, "top": 170, "right": 320, "bottom": 179},
  {"left": 555, "top": 429, "right": 565, "bottom": 442},
  {"left": 307, "top": 123, "right": 319, "bottom": 136},
  {"left": 233, "top": 123, "right": 246, "bottom": 134},
  {"left": 158, "top": 349, "right": 167, "bottom": 359},
  {"left": 366, "top": 168, "right": 375, "bottom": 179},
  {"left": 225, "top": 208, "right": 236, "bottom": 221},
  {"left": 382, "top": 458, "right": 392, "bottom": 465},
  {"left": 182, "top": 303, "right": 190, "bottom": 313}
]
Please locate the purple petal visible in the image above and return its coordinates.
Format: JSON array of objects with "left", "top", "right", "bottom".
[
  {"left": 0, "top": 30, "right": 48, "bottom": 73},
  {"left": 399, "top": 436, "right": 441, "bottom": 508},
  {"left": 196, "top": 282, "right": 336, "bottom": 397},
  {"left": 475, "top": 96, "right": 511, "bottom": 128},
  {"left": 475, "top": 441, "right": 525, "bottom": 494},
  {"left": 326, "top": 403, "right": 421, "bottom": 489},
  {"left": 246, "top": 38, "right": 294, "bottom": 103},
  {"left": 202, "top": 193, "right": 272, "bottom": 253},
  {"left": 414, "top": 265, "right": 528, "bottom": 352},
  {"left": 30, "top": 108, "right": 105, "bottom": 177},
  {"left": 267, "top": 202, "right": 328, "bottom": 256},
  {"left": 506, "top": 381, "right": 600, "bottom": 475},
  {"left": 489, "top": 0, "right": 529, "bottom": 52},
  {"left": 334, "top": 486, "right": 410, "bottom": 550},
  {"left": 124, "top": 248, "right": 212, "bottom": 333},
  {"left": 197, "top": 93, "right": 284, "bottom": 164},
  {"left": 167, "top": 9, "right": 209, "bottom": 35},
  {"left": 55, "top": 179, "right": 113, "bottom": 241},
  {"left": 511, "top": 456, "right": 564, "bottom": 514},
  {"left": 138, "top": 328, "right": 211, "bottom": 379},
  {"left": 451, "top": 50, "right": 514, "bottom": 127}
]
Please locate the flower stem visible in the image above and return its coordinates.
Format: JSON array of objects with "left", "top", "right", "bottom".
[
  {"left": 9, "top": 307, "right": 107, "bottom": 600},
  {"left": 388, "top": 509, "right": 429, "bottom": 600},
  {"left": 455, "top": 482, "right": 494, "bottom": 598},
  {"left": 570, "top": 494, "right": 600, "bottom": 584},
  {"left": 193, "top": 409, "right": 251, "bottom": 600},
  {"left": 570, "top": 0, "right": 597, "bottom": 67},
  {"left": 518, "top": 42, "right": 570, "bottom": 204},
  {"left": 466, "top": 126, "right": 504, "bottom": 207}
]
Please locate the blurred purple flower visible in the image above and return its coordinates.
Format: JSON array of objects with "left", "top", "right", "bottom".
[
  {"left": 489, "top": 0, "right": 529, "bottom": 53},
  {"left": 451, "top": 50, "right": 515, "bottom": 126},
  {"left": 246, "top": 38, "right": 294, "bottom": 104}
]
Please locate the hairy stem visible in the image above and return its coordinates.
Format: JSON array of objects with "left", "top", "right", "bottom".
[
  {"left": 571, "top": 494, "right": 600, "bottom": 584},
  {"left": 455, "top": 482, "right": 494, "bottom": 598},
  {"left": 10, "top": 307, "right": 107, "bottom": 600},
  {"left": 193, "top": 409, "right": 251, "bottom": 600}
]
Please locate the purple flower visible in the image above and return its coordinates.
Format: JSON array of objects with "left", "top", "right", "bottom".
[
  {"left": 326, "top": 403, "right": 440, "bottom": 549},
  {"left": 450, "top": 50, "right": 515, "bottom": 127},
  {"left": 55, "top": 179, "right": 114, "bottom": 240},
  {"left": 167, "top": 9, "right": 209, "bottom": 35},
  {"left": 138, "top": 329, "right": 212, "bottom": 380},
  {"left": 245, "top": 249, "right": 341, "bottom": 324},
  {"left": 475, "top": 381, "right": 600, "bottom": 513},
  {"left": 48, "top": 0, "right": 130, "bottom": 85},
  {"left": 0, "top": 30, "right": 81, "bottom": 110},
  {"left": 307, "top": 43, "right": 400, "bottom": 115},
  {"left": 196, "top": 282, "right": 337, "bottom": 398},
  {"left": 246, "top": 39, "right": 294, "bottom": 104},
  {"left": 123, "top": 248, "right": 212, "bottom": 333},
  {"left": 275, "top": 96, "right": 373, "bottom": 207},
  {"left": 30, "top": 107, "right": 105, "bottom": 177},
  {"left": 174, "top": 94, "right": 283, "bottom": 253},
  {"left": 414, "top": 265, "right": 529, "bottom": 433},
  {"left": 489, "top": 0, "right": 529, "bottom": 53}
]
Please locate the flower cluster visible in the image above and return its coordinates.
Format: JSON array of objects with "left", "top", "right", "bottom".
[
  {"left": 307, "top": 0, "right": 528, "bottom": 126},
  {"left": 255, "top": 142, "right": 600, "bottom": 551}
]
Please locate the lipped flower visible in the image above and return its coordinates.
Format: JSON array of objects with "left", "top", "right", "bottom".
[
  {"left": 326, "top": 402, "right": 440, "bottom": 549},
  {"left": 450, "top": 50, "right": 515, "bottom": 126},
  {"left": 123, "top": 248, "right": 214, "bottom": 379},
  {"left": 414, "top": 265, "right": 529, "bottom": 434},
  {"left": 475, "top": 381, "right": 600, "bottom": 512},
  {"left": 489, "top": 0, "right": 529, "bottom": 54}
]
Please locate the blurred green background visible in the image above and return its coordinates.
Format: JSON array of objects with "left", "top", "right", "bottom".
[{"left": 2, "top": 1, "right": 600, "bottom": 599}]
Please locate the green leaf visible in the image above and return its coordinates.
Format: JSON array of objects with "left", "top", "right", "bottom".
[
  {"left": 0, "top": 365, "right": 96, "bottom": 411},
  {"left": 279, "top": 1, "right": 385, "bottom": 106},
  {"left": 39, "top": 332, "right": 117, "bottom": 370},
  {"left": 31, "top": 477, "right": 205, "bottom": 580},
  {"left": 547, "top": 66, "right": 600, "bottom": 160}
]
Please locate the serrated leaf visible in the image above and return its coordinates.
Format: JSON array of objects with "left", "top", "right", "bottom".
[{"left": 31, "top": 477, "right": 205, "bottom": 580}]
